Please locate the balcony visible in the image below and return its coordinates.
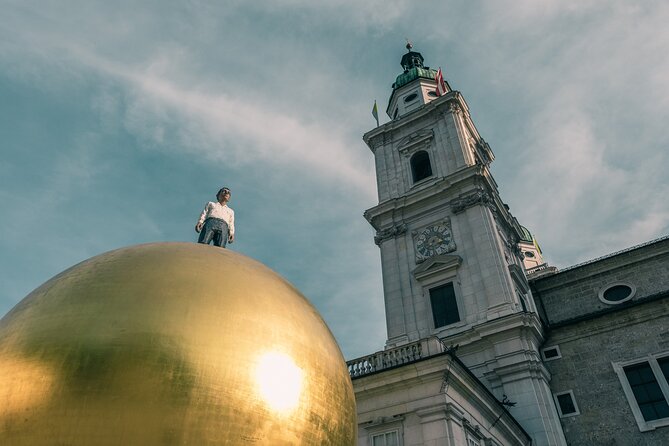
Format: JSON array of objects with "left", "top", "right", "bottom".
[{"left": 346, "top": 337, "right": 447, "bottom": 379}]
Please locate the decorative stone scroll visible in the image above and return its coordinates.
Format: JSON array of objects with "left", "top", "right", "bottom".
[
  {"left": 471, "top": 138, "right": 494, "bottom": 166},
  {"left": 374, "top": 223, "right": 407, "bottom": 245},
  {"left": 448, "top": 101, "right": 462, "bottom": 115},
  {"left": 449, "top": 188, "right": 493, "bottom": 214}
]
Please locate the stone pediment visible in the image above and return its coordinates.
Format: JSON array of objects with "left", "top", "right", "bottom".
[
  {"left": 397, "top": 129, "right": 434, "bottom": 156},
  {"left": 413, "top": 254, "right": 462, "bottom": 281}
]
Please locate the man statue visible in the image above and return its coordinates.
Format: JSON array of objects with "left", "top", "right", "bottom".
[{"left": 195, "top": 187, "right": 235, "bottom": 248}]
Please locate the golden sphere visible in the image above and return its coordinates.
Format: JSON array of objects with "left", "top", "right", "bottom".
[{"left": 0, "top": 243, "right": 356, "bottom": 445}]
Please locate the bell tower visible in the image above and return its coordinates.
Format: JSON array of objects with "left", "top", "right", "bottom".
[
  {"left": 362, "top": 47, "right": 567, "bottom": 445},
  {"left": 386, "top": 42, "right": 450, "bottom": 120}
]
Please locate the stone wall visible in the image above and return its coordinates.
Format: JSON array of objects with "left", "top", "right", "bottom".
[
  {"left": 530, "top": 237, "right": 669, "bottom": 445},
  {"left": 353, "top": 353, "right": 531, "bottom": 446},
  {"left": 532, "top": 237, "right": 669, "bottom": 325},
  {"left": 542, "top": 301, "right": 669, "bottom": 445}
]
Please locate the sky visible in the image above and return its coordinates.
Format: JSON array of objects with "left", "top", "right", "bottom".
[{"left": 1, "top": 1, "right": 668, "bottom": 360}]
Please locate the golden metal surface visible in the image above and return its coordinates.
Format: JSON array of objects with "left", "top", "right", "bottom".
[{"left": 0, "top": 243, "right": 356, "bottom": 445}]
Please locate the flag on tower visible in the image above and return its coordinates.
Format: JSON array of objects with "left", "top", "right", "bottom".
[
  {"left": 371, "top": 100, "right": 379, "bottom": 127},
  {"left": 435, "top": 67, "right": 447, "bottom": 96},
  {"left": 533, "top": 236, "right": 543, "bottom": 255}
]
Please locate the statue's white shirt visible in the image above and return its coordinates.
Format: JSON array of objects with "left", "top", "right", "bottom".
[{"left": 198, "top": 202, "right": 235, "bottom": 236}]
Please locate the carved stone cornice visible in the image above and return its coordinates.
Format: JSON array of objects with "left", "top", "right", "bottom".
[
  {"left": 359, "top": 414, "right": 405, "bottom": 429},
  {"left": 449, "top": 188, "right": 493, "bottom": 214},
  {"left": 374, "top": 223, "right": 407, "bottom": 245},
  {"left": 366, "top": 133, "right": 386, "bottom": 153},
  {"left": 365, "top": 165, "right": 488, "bottom": 223}
]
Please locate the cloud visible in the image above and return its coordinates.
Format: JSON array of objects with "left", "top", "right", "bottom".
[
  {"left": 2, "top": 1, "right": 669, "bottom": 359},
  {"left": 410, "top": 1, "right": 669, "bottom": 266},
  {"left": 0, "top": 3, "right": 387, "bottom": 358},
  {"left": 2, "top": 5, "right": 378, "bottom": 196},
  {"left": 242, "top": 0, "right": 411, "bottom": 31}
]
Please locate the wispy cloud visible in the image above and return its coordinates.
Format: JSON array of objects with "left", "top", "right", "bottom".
[
  {"left": 2, "top": 1, "right": 669, "bottom": 359},
  {"left": 0, "top": 1, "right": 386, "bottom": 358},
  {"left": 412, "top": 1, "right": 669, "bottom": 265},
  {"left": 4, "top": 39, "right": 374, "bottom": 196}
]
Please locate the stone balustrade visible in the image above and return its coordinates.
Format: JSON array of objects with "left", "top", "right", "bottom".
[
  {"left": 526, "top": 263, "right": 559, "bottom": 279},
  {"left": 346, "top": 337, "right": 446, "bottom": 378}
]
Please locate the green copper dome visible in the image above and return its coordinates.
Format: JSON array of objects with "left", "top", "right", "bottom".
[
  {"left": 393, "top": 43, "right": 438, "bottom": 90},
  {"left": 519, "top": 226, "right": 533, "bottom": 243},
  {"left": 393, "top": 67, "right": 439, "bottom": 90}
]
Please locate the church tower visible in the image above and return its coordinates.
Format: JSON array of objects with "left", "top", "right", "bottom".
[{"left": 362, "top": 46, "right": 567, "bottom": 445}]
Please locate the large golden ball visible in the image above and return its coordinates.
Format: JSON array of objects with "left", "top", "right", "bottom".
[{"left": 0, "top": 243, "right": 356, "bottom": 445}]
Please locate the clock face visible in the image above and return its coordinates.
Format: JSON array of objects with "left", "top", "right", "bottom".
[{"left": 415, "top": 224, "right": 453, "bottom": 258}]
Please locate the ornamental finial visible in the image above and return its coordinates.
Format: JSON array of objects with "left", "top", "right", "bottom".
[{"left": 400, "top": 40, "right": 424, "bottom": 71}]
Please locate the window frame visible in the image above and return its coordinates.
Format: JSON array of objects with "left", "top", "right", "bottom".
[
  {"left": 364, "top": 416, "right": 404, "bottom": 446},
  {"left": 598, "top": 281, "right": 636, "bottom": 305},
  {"left": 424, "top": 279, "right": 465, "bottom": 333},
  {"left": 429, "top": 282, "right": 461, "bottom": 329},
  {"left": 370, "top": 429, "right": 400, "bottom": 446},
  {"left": 403, "top": 93, "right": 418, "bottom": 103},
  {"left": 553, "top": 390, "right": 580, "bottom": 418},
  {"left": 613, "top": 352, "right": 669, "bottom": 432},
  {"left": 541, "top": 345, "right": 562, "bottom": 362},
  {"left": 465, "top": 431, "right": 482, "bottom": 446},
  {"left": 409, "top": 150, "right": 433, "bottom": 184}
]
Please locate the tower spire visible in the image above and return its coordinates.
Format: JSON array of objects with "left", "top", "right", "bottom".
[
  {"left": 386, "top": 42, "right": 443, "bottom": 119},
  {"left": 400, "top": 41, "right": 424, "bottom": 72}
]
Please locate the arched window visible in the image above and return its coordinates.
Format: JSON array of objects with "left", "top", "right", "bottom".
[{"left": 411, "top": 151, "right": 433, "bottom": 183}]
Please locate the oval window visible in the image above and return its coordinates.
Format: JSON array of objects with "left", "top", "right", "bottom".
[
  {"left": 598, "top": 283, "right": 635, "bottom": 304},
  {"left": 404, "top": 93, "right": 418, "bottom": 103},
  {"left": 524, "top": 251, "right": 535, "bottom": 258},
  {"left": 428, "top": 91, "right": 438, "bottom": 97}
]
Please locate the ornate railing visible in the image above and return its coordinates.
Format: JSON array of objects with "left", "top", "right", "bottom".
[
  {"left": 526, "top": 263, "right": 549, "bottom": 274},
  {"left": 346, "top": 337, "right": 446, "bottom": 378},
  {"left": 526, "top": 263, "right": 559, "bottom": 276}
]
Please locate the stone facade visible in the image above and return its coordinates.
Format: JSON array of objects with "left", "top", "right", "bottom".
[
  {"left": 531, "top": 237, "right": 669, "bottom": 445},
  {"left": 363, "top": 92, "right": 531, "bottom": 346},
  {"left": 354, "top": 50, "right": 566, "bottom": 446},
  {"left": 347, "top": 49, "right": 669, "bottom": 446},
  {"left": 353, "top": 341, "right": 531, "bottom": 446},
  {"left": 532, "top": 237, "right": 669, "bottom": 325}
]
